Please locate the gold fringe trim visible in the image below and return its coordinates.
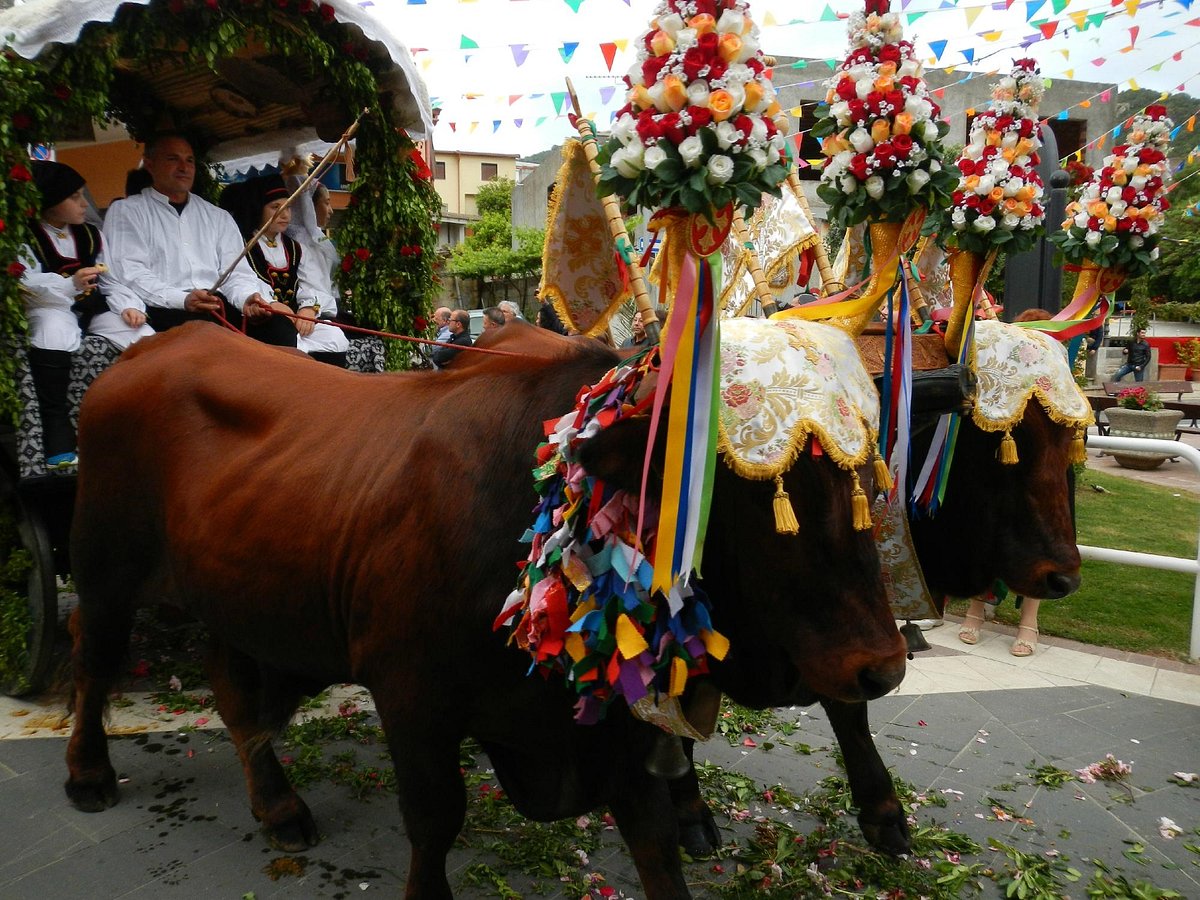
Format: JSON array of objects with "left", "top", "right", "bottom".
[
  {"left": 999, "top": 429, "right": 1019, "bottom": 465},
  {"left": 873, "top": 452, "right": 893, "bottom": 494},
  {"left": 718, "top": 421, "right": 879, "bottom": 482},
  {"left": 969, "top": 384, "right": 1093, "bottom": 436},
  {"left": 1070, "top": 427, "right": 1088, "bottom": 465},
  {"left": 851, "top": 472, "right": 872, "bottom": 531},
  {"left": 772, "top": 475, "right": 800, "bottom": 535}
]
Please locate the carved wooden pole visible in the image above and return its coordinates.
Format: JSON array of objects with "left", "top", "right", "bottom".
[
  {"left": 730, "top": 212, "right": 778, "bottom": 316},
  {"left": 786, "top": 171, "right": 842, "bottom": 294}
]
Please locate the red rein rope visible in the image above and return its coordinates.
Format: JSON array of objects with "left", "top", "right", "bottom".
[{"left": 208, "top": 303, "right": 524, "bottom": 358}]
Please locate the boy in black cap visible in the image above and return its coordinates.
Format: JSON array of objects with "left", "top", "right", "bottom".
[{"left": 19, "top": 160, "right": 153, "bottom": 468}]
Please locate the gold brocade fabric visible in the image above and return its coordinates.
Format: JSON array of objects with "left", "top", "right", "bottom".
[
  {"left": 829, "top": 222, "right": 867, "bottom": 291},
  {"left": 873, "top": 493, "right": 939, "bottom": 621},
  {"left": 719, "top": 186, "right": 820, "bottom": 316},
  {"left": 717, "top": 318, "right": 879, "bottom": 478},
  {"left": 539, "top": 140, "right": 631, "bottom": 336},
  {"left": 972, "top": 320, "right": 1093, "bottom": 432}
]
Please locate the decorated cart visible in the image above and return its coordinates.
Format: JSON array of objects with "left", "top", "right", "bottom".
[{"left": 0, "top": 0, "right": 440, "bottom": 695}]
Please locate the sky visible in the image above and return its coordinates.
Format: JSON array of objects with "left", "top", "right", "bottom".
[{"left": 362, "top": 0, "right": 1200, "bottom": 158}]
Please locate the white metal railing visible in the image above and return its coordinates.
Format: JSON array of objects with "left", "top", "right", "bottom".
[{"left": 1078, "top": 435, "right": 1200, "bottom": 660}]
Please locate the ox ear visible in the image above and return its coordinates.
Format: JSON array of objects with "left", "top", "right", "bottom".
[{"left": 576, "top": 416, "right": 658, "bottom": 494}]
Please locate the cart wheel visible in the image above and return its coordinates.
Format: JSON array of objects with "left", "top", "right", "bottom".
[{"left": 1, "top": 499, "right": 59, "bottom": 697}]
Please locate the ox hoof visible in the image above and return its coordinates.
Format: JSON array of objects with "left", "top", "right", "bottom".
[
  {"left": 261, "top": 809, "right": 320, "bottom": 852},
  {"left": 678, "top": 810, "right": 722, "bottom": 858},
  {"left": 65, "top": 773, "right": 119, "bottom": 813},
  {"left": 859, "top": 811, "right": 911, "bottom": 857}
]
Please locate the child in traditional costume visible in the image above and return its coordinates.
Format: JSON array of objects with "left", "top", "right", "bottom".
[
  {"left": 19, "top": 160, "right": 154, "bottom": 467},
  {"left": 220, "top": 174, "right": 349, "bottom": 367}
]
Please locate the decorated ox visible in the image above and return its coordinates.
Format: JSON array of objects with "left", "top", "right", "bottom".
[
  {"left": 670, "top": 318, "right": 1091, "bottom": 856},
  {"left": 65, "top": 320, "right": 906, "bottom": 899}
]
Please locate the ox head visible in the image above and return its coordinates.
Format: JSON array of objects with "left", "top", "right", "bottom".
[
  {"left": 909, "top": 321, "right": 1085, "bottom": 601},
  {"left": 576, "top": 318, "right": 907, "bottom": 707}
]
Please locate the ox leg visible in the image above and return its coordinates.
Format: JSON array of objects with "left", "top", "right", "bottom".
[
  {"left": 607, "top": 762, "right": 691, "bottom": 899},
  {"left": 669, "top": 740, "right": 722, "bottom": 857},
  {"left": 821, "top": 698, "right": 910, "bottom": 855},
  {"left": 65, "top": 604, "right": 133, "bottom": 811},
  {"left": 376, "top": 710, "right": 465, "bottom": 899},
  {"left": 204, "top": 640, "right": 317, "bottom": 851}
]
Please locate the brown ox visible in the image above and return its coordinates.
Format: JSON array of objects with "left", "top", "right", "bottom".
[
  {"left": 65, "top": 321, "right": 906, "bottom": 899},
  {"left": 670, "top": 371, "right": 1083, "bottom": 857}
]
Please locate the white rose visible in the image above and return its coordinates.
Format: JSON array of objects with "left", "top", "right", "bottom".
[
  {"left": 643, "top": 145, "right": 668, "bottom": 171},
  {"left": 1106, "top": 186, "right": 1122, "bottom": 204},
  {"left": 1002, "top": 213, "right": 1021, "bottom": 230},
  {"left": 686, "top": 81, "right": 711, "bottom": 107},
  {"left": 735, "top": 34, "right": 759, "bottom": 63},
  {"left": 612, "top": 114, "right": 637, "bottom": 144},
  {"left": 1109, "top": 200, "right": 1127, "bottom": 217},
  {"left": 856, "top": 79, "right": 872, "bottom": 100},
  {"left": 1130, "top": 175, "right": 1147, "bottom": 190},
  {"left": 657, "top": 13, "right": 684, "bottom": 35},
  {"left": 1129, "top": 234, "right": 1145, "bottom": 249},
  {"left": 964, "top": 143, "right": 983, "bottom": 160},
  {"left": 749, "top": 117, "right": 768, "bottom": 144},
  {"left": 1003, "top": 178, "right": 1023, "bottom": 197},
  {"left": 678, "top": 135, "right": 705, "bottom": 167},
  {"left": 951, "top": 208, "right": 967, "bottom": 228},
  {"left": 626, "top": 60, "right": 644, "bottom": 85},
  {"left": 766, "top": 144, "right": 781, "bottom": 165},
  {"left": 715, "top": 120, "right": 740, "bottom": 149},
  {"left": 1123, "top": 157, "right": 1137, "bottom": 174},
  {"left": 841, "top": 174, "right": 858, "bottom": 195},
  {"left": 974, "top": 216, "right": 996, "bottom": 232},
  {"left": 674, "top": 27, "right": 698, "bottom": 51},
  {"left": 865, "top": 175, "right": 885, "bottom": 199},
  {"left": 977, "top": 174, "right": 995, "bottom": 195},
  {"left": 724, "top": 83, "right": 746, "bottom": 113},
  {"left": 899, "top": 58, "right": 920, "bottom": 78},
  {"left": 906, "top": 169, "right": 930, "bottom": 193},
  {"left": 1001, "top": 131, "right": 1018, "bottom": 149},
  {"left": 1073, "top": 212, "right": 1090, "bottom": 229},
  {"left": 928, "top": 158, "right": 941, "bottom": 172},
  {"left": 830, "top": 101, "right": 850, "bottom": 123},
  {"left": 706, "top": 154, "right": 735, "bottom": 184},
  {"left": 747, "top": 147, "right": 768, "bottom": 169},
  {"left": 717, "top": 9, "right": 746, "bottom": 34},
  {"left": 612, "top": 145, "right": 644, "bottom": 179},
  {"left": 1085, "top": 230, "right": 1102, "bottom": 248},
  {"left": 849, "top": 128, "right": 873, "bottom": 153},
  {"left": 923, "top": 120, "right": 939, "bottom": 141},
  {"left": 725, "top": 63, "right": 753, "bottom": 87},
  {"left": 649, "top": 82, "right": 669, "bottom": 112},
  {"left": 905, "top": 96, "right": 932, "bottom": 119}
]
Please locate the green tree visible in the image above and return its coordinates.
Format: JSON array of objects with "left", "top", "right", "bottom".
[
  {"left": 1132, "top": 162, "right": 1200, "bottom": 309},
  {"left": 448, "top": 178, "right": 543, "bottom": 309}
]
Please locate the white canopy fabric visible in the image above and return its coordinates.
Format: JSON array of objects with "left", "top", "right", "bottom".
[{"left": 0, "top": 0, "right": 434, "bottom": 141}]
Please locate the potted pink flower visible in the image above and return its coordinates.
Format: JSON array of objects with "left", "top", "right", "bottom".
[{"left": 1108, "top": 385, "right": 1181, "bottom": 470}]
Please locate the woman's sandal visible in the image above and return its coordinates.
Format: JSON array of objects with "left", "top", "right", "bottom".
[
  {"left": 1011, "top": 625, "right": 1039, "bottom": 657},
  {"left": 958, "top": 612, "right": 985, "bottom": 645}
]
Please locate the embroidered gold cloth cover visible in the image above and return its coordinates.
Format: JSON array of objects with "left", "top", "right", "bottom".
[
  {"left": 717, "top": 318, "right": 879, "bottom": 478},
  {"left": 972, "top": 320, "right": 1093, "bottom": 432},
  {"left": 539, "top": 140, "right": 630, "bottom": 336},
  {"left": 719, "top": 185, "right": 820, "bottom": 316}
]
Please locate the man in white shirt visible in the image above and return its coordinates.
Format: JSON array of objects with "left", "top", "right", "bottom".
[{"left": 100, "top": 134, "right": 296, "bottom": 347}]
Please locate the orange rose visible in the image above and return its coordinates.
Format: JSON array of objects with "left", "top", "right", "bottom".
[
  {"left": 873, "top": 75, "right": 894, "bottom": 93},
  {"left": 689, "top": 13, "right": 716, "bottom": 34},
  {"left": 1110, "top": 169, "right": 1128, "bottom": 185},
  {"left": 1103, "top": 215, "right": 1117, "bottom": 232},
  {"left": 743, "top": 80, "right": 764, "bottom": 111},
  {"left": 871, "top": 119, "right": 891, "bottom": 144},
  {"left": 766, "top": 99, "right": 781, "bottom": 116},
  {"left": 663, "top": 75, "right": 687, "bottom": 111},
  {"left": 879, "top": 61, "right": 897, "bottom": 78},
  {"left": 1012, "top": 201, "right": 1030, "bottom": 216},
  {"left": 893, "top": 113, "right": 914, "bottom": 135},
  {"left": 1015, "top": 185, "right": 1034, "bottom": 202},
  {"left": 822, "top": 135, "right": 851, "bottom": 156},
  {"left": 649, "top": 29, "right": 675, "bottom": 57},
  {"left": 1003, "top": 198, "right": 1019, "bottom": 213},
  {"left": 964, "top": 175, "right": 980, "bottom": 190},
  {"left": 985, "top": 131, "right": 1001, "bottom": 147},
  {"left": 718, "top": 33, "right": 742, "bottom": 62},
  {"left": 708, "top": 89, "right": 735, "bottom": 121},
  {"left": 630, "top": 84, "right": 653, "bottom": 110},
  {"left": 989, "top": 187, "right": 1005, "bottom": 203},
  {"left": 1087, "top": 200, "right": 1109, "bottom": 218}
]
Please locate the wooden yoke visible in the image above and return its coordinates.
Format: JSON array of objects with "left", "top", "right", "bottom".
[
  {"left": 565, "top": 78, "right": 660, "bottom": 343},
  {"left": 730, "top": 212, "right": 778, "bottom": 316}
]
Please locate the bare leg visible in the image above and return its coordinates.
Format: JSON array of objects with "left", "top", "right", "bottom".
[
  {"left": 958, "top": 597, "right": 987, "bottom": 645},
  {"left": 1011, "top": 597, "right": 1040, "bottom": 657}
]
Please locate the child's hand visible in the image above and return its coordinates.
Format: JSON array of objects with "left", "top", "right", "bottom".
[
  {"left": 72, "top": 266, "right": 101, "bottom": 293},
  {"left": 121, "top": 308, "right": 146, "bottom": 329},
  {"left": 294, "top": 306, "right": 317, "bottom": 338}
]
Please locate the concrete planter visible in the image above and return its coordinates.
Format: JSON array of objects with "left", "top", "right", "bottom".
[
  {"left": 1105, "top": 407, "right": 1184, "bottom": 470},
  {"left": 1158, "top": 363, "right": 1189, "bottom": 380}
]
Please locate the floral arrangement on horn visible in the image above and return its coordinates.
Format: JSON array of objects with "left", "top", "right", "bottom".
[
  {"left": 813, "top": 0, "right": 957, "bottom": 227},
  {"left": 946, "top": 59, "right": 1046, "bottom": 256},
  {"left": 1050, "top": 105, "right": 1173, "bottom": 279},
  {"left": 597, "top": 0, "right": 791, "bottom": 216}
]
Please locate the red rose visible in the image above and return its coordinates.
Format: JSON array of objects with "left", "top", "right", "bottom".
[
  {"left": 642, "top": 55, "right": 669, "bottom": 84},
  {"left": 12, "top": 112, "right": 31, "bottom": 129},
  {"left": 965, "top": 194, "right": 980, "bottom": 209},
  {"left": 635, "top": 112, "right": 662, "bottom": 142},
  {"left": 9, "top": 163, "right": 31, "bottom": 182},
  {"left": 848, "top": 154, "right": 870, "bottom": 181},
  {"left": 1122, "top": 186, "right": 1137, "bottom": 203},
  {"left": 746, "top": 57, "right": 764, "bottom": 74},
  {"left": 878, "top": 44, "right": 901, "bottom": 64},
  {"left": 204, "top": 0, "right": 218, "bottom": 9},
  {"left": 891, "top": 133, "right": 913, "bottom": 156},
  {"left": 1116, "top": 218, "right": 1133, "bottom": 233},
  {"left": 686, "top": 105, "right": 712, "bottom": 132},
  {"left": 873, "top": 142, "right": 896, "bottom": 166},
  {"left": 979, "top": 198, "right": 996, "bottom": 216},
  {"left": 957, "top": 159, "right": 975, "bottom": 176},
  {"left": 899, "top": 76, "right": 920, "bottom": 95},
  {"left": 697, "top": 32, "right": 719, "bottom": 55},
  {"left": 682, "top": 46, "right": 708, "bottom": 81},
  {"left": 412, "top": 246, "right": 422, "bottom": 256},
  {"left": 354, "top": 247, "right": 370, "bottom": 261},
  {"left": 341, "top": 254, "right": 354, "bottom": 273},
  {"left": 318, "top": 3, "right": 336, "bottom": 23},
  {"left": 413, "top": 315, "right": 428, "bottom": 331},
  {"left": 6, "top": 261, "right": 26, "bottom": 278},
  {"left": 1160, "top": 196, "right": 1171, "bottom": 212},
  {"left": 734, "top": 114, "right": 754, "bottom": 140},
  {"left": 0, "top": 219, "right": 5, "bottom": 233},
  {"left": 1146, "top": 104, "right": 1167, "bottom": 119},
  {"left": 662, "top": 112, "right": 686, "bottom": 144},
  {"left": 763, "top": 116, "right": 777, "bottom": 138},
  {"left": 836, "top": 78, "right": 856, "bottom": 102},
  {"left": 847, "top": 100, "right": 867, "bottom": 124},
  {"left": 1138, "top": 147, "right": 1164, "bottom": 165},
  {"left": 400, "top": 246, "right": 411, "bottom": 257},
  {"left": 706, "top": 57, "right": 728, "bottom": 82}
]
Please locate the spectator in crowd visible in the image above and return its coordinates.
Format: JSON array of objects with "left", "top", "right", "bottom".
[
  {"left": 1113, "top": 328, "right": 1151, "bottom": 382},
  {"left": 621, "top": 311, "right": 648, "bottom": 349},
  {"left": 537, "top": 298, "right": 567, "bottom": 335},
  {"left": 20, "top": 161, "right": 154, "bottom": 467},
  {"left": 482, "top": 307, "right": 505, "bottom": 331},
  {"left": 221, "top": 174, "right": 350, "bottom": 367},
  {"left": 498, "top": 300, "right": 523, "bottom": 323},
  {"left": 431, "top": 309, "right": 473, "bottom": 368},
  {"left": 432, "top": 307, "right": 452, "bottom": 341},
  {"left": 100, "top": 133, "right": 294, "bottom": 347}
]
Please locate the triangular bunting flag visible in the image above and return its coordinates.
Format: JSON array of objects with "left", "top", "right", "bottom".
[
  {"left": 1026, "top": 0, "right": 1047, "bottom": 18},
  {"left": 929, "top": 38, "right": 948, "bottom": 60},
  {"left": 536, "top": 116, "right": 548, "bottom": 126},
  {"left": 560, "top": 42, "right": 579, "bottom": 63},
  {"left": 982, "top": 30, "right": 1003, "bottom": 40},
  {"left": 1064, "top": 68, "right": 1074, "bottom": 76},
  {"left": 1086, "top": 12, "right": 1105, "bottom": 27},
  {"left": 514, "top": 119, "right": 523, "bottom": 128},
  {"left": 1092, "top": 56, "right": 1106, "bottom": 65},
  {"left": 448, "top": 122, "right": 456, "bottom": 132},
  {"left": 820, "top": 5, "right": 839, "bottom": 21},
  {"left": 508, "top": 94, "right": 522, "bottom": 105},
  {"left": 1125, "top": 0, "right": 1139, "bottom": 14},
  {"left": 1070, "top": 10, "right": 1088, "bottom": 28},
  {"left": 615, "top": 38, "right": 628, "bottom": 53},
  {"left": 600, "top": 41, "right": 619, "bottom": 71},
  {"left": 1127, "top": 78, "right": 1139, "bottom": 89},
  {"left": 1051, "top": 0, "right": 1070, "bottom": 12},
  {"left": 562, "top": 0, "right": 585, "bottom": 11},
  {"left": 763, "top": 11, "right": 777, "bottom": 25},
  {"left": 600, "top": 85, "right": 616, "bottom": 104},
  {"left": 1039, "top": 20, "right": 1059, "bottom": 38},
  {"left": 1129, "top": 25, "right": 1139, "bottom": 44},
  {"left": 961, "top": 47, "right": 976, "bottom": 63},
  {"left": 510, "top": 44, "right": 530, "bottom": 67},
  {"left": 965, "top": 6, "right": 984, "bottom": 26},
  {"left": 460, "top": 35, "right": 478, "bottom": 49},
  {"left": 1188, "top": 116, "right": 1196, "bottom": 132},
  {"left": 493, "top": 120, "right": 502, "bottom": 133},
  {"left": 907, "top": 11, "right": 926, "bottom": 23},
  {"left": 551, "top": 91, "right": 568, "bottom": 114}
]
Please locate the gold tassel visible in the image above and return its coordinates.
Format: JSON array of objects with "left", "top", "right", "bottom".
[
  {"left": 999, "top": 430, "right": 1019, "bottom": 465},
  {"left": 1069, "top": 427, "right": 1087, "bottom": 465},
  {"left": 873, "top": 452, "right": 893, "bottom": 493},
  {"left": 772, "top": 476, "right": 799, "bottom": 536},
  {"left": 851, "top": 472, "right": 872, "bottom": 531}
]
